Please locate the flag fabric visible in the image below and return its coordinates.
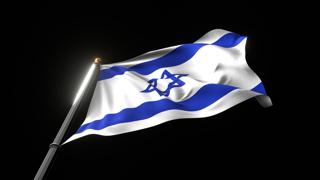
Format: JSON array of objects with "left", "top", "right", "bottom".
[{"left": 65, "top": 29, "right": 272, "bottom": 143}]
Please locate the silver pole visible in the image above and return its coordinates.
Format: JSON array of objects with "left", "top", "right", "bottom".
[{"left": 34, "top": 58, "right": 102, "bottom": 180}]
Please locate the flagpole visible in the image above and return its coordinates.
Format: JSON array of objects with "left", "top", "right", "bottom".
[{"left": 34, "top": 58, "right": 102, "bottom": 180}]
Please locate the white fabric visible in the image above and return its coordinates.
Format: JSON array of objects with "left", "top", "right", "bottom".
[{"left": 64, "top": 29, "right": 271, "bottom": 144}]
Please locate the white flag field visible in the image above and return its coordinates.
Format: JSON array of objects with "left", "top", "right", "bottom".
[{"left": 65, "top": 29, "right": 272, "bottom": 143}]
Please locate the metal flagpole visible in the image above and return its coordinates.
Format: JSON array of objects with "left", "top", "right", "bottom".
[{"left": 34, "top": 58, "right": 102, "bottom": 180}]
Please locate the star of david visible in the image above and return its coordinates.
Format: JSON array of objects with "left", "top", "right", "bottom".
[{"left": 141, "top": 70, "right": 188, "bottom": 97}]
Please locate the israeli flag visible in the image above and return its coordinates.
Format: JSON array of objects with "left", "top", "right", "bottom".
[{"left": 65, "top": 29, "right": 272, "bottom": 143}]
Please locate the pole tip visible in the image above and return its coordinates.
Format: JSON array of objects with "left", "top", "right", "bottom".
[{"left": 94, "top": 57, "right": 102, "bottom": 64}]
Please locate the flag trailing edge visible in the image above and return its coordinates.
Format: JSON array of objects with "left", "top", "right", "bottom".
[{"left": 64, "top": 29, "right": 272, "bottom": 144}]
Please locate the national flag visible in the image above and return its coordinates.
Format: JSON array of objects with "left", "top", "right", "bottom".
[{"left": 65, "top": 29, "right": 272, "bottom": 143}]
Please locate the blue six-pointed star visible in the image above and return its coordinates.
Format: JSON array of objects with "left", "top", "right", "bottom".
[{"left": 141, "top": 70, "right": 188, "bottom": 97}]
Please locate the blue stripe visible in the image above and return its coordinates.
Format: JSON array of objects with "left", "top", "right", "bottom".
[
  {"left": 251, "top": 82, "right": 267, "bottom": 95},
  {"left": 98, "top": 66, "right": 128, "bottom": 80},
  {"left": 76, "top": 83, "right": 237, "bottom": 134},
  {"left": 125, "top": 44, "right": 205, "bottom": 76},
  {"left": 98, "top": 32, "right": 246, "bottom": 81},
  {"left": 212, "top": 33, "right": 246, "bottom": 48},
  {"left": 99, "top": 44, "right": 206, "bottom": 80}
]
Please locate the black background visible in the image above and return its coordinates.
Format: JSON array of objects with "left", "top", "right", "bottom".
[{"left": 11, "top": 2, "right": 286, "bottom": 179}]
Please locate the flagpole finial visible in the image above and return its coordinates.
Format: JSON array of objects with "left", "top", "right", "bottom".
[{"left": 94, "top": 57, "right": 102, "bottom": 64}]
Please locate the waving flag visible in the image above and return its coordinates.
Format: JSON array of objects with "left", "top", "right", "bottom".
[{"left": 65, "top": 29, "right": 271, "bottom": 143}]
